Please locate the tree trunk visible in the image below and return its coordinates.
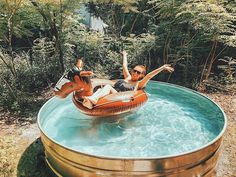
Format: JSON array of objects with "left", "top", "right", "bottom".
[
  {"left": 30, "top": 0, "right": 65, "bottom": 72},
  {"left": 7, "top": 13, "right": 17, "bottom": 78},
  {"left": 204, "top": 40, "right": 217, "bottom": 81},
  {"left": 52, "top": 11, "right": 64, "bottom": 72}
]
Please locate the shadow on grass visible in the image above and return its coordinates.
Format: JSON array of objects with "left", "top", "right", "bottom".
[{"left": 17, "top": 138, "right": 57, "bottom": 177}]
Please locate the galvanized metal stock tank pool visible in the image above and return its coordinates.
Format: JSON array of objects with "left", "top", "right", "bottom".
[{"left": 37, "top": 81, "right": 227, "bottom": 177}]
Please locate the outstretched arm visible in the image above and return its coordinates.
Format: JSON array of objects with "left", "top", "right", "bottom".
[
  {"left": 121, "top": 51, "right": 131, "bottom": 80},
  {"left": 137, "top": 64, "right": 174, "bottom": 89}
]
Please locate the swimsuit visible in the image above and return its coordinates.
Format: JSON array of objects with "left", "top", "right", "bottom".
[
  {"left": 113, "top": 80, "right": 135, "bottom": 92},
  {"left": 67, "top": 66, "right": 81, "bottom": 81}
]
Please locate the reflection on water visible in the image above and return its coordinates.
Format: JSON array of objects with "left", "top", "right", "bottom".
[{"left": 41, "top": 82, "right": 225, "bottom": 157}]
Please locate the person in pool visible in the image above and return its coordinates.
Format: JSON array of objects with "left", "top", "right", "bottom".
[{"left": 83, "top": 51, "right": 174, "bottom": 109}]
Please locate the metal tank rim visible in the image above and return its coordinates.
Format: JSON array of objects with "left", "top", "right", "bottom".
[{"left": 37, "top": 80, "right": 227, "bottom": 160}]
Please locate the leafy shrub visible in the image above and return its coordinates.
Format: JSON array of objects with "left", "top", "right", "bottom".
[
  {"left": 16, "top": 67, "right": 48, "bottom": 93},
  {"left": 0, "top": 47, "right": 61, "bottom": 113},
  {"left": 65, "top": 21, "right": 156, "bottom": 79}
]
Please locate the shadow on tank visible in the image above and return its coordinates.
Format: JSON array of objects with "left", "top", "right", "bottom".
[{"left": 17, "top": 138, "right": 56, "bottom": 177}]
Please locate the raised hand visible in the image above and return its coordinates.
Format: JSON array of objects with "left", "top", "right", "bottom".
[
  {"left": 121, "top": 50, "right": 127, "bottom": 57},
  {"left": 162, "top": 64, "right": 174, "bottom": 73}
]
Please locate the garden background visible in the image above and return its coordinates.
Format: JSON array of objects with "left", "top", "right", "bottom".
[{"left": 0, "top": 0, "right": 235, "bottom": 176}]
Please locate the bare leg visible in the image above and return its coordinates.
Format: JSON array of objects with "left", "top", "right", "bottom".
[
  {"left": 83, "top": 85, "right": 117, "bottom": 109},
  {"left": 82, "top": 88, "right": 101, "bottom": 109},
  {"left": 88, "top": 85, "right": 117, "bottom": 103}
]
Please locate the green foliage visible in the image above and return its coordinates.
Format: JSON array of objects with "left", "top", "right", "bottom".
[
  {"left": 17, "top": 67, "right": 48, "bottom": 92},
  {"left": 63, "top": 14, "right": 156, "bottom": 78},
  {"left": 87, "top": 1, "right": 150, "bottom": 36},
  {"left": 217, "top": 56, "right": 236, "bottom": 84},
  {"left": 147, "top": 0, "right": 236, "bottom": 85},
  {"left": 0, "top": 46, "right": 60, "bottom": 112},
  {"left": 176, "top": 0, "right": 236, "bottom": 46},
  {"left": 0, "top": 1, "right": 42, "bottom": 44},
  {"left": 87, "top": 0, "right": 139, "bottom": 13},
  {"left": 1, "top": 0, "right": 236, "bottom": 115}
]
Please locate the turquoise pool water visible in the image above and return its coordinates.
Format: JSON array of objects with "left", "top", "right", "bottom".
[{"left": 39, "top": 82, "right": 225, "bottom": 158}]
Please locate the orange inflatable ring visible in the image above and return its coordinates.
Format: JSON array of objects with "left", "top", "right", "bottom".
[
  {"left": 54, "top": 70, "right": 148, "bottom": 117},
  {"left": 73, "top": 86, "right": 148, "bottom": 117}
]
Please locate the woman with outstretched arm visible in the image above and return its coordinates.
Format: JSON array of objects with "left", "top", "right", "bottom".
[{"left": 83, "top": 51, "right": 174, "bottom": 109}]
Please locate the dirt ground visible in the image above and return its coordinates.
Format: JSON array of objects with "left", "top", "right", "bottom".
[
  {"left": 206, "top": 93, "right": 236, "bottom": 177},
  {"left": 0, "top": 92, "right": 235, "bottom": 177}
]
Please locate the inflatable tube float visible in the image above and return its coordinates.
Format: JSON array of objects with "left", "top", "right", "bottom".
[
  {"left": 54, "top": 73, "right": 148, "bottom": 117},
  {"left": 73, "top": 88, "right": 148, "bottom": 117}
]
